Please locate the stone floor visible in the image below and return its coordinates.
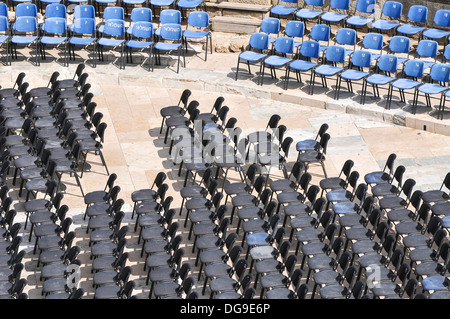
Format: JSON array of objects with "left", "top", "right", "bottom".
[{"left": 1, "top": 36, "right": 450, "bottom": 299}]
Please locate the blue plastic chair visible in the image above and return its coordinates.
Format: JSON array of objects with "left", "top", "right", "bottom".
[
  {"left": 415, "top": 40, "right": 439, "bottom": 70},
  {"left": 283, "top": 20, "right": 304, "bottom": 53},
  {"left": 11, "top": 16, "right": 39, "bottom": 64},
  {"left": 361, "top": 54, "right": 398, "bottom": 105},
  {"left": 345, "top": 0, "right": 376, "bottom": 28},
  {"left": 310, "top": 45, "right": 346, "bottom": 95},
  {"left": 320, "top": 0, "right": 350, "bottom": 25},
  {"left": 270, "top": 0, "right": 299, "bottom": 18},
  {"left": 182, "top": 11, "right": 212, "bottom": 61},
  {"left": 259, "top": 36, "right": 294, "bottom": 86},
  {"left": 0, "top": 3, "right": 7, "bottom": 17},
  {"left": 422, "top": 10, "right": 450, "bottom": 42},
  {"left": 296, "top": 0, "right": 324, "bottom": 21},
  {"left": 259, "top": 17, "right": 281, "bottom": 46},
  {"left": 444, "top": 44, "right": 450, "bottom": 63},
  {"left": 335, "top": 28, "right": 357, "bottom": 58},
  {"left": 361, "top": 32, "right": 384, "bottom": 62},
  {"left": 126, "top": 21, "right": 154, "bottom": 71},
  {"left": 38, "top": 17, "right": 68, "bottom": 66},
  {"left": 97, "top": 6, "right": 125, "bottom": 35},
  {"left": 154, "top": 23, "right": 184, "bottom": 73},
  {"left": 97, "top": 19, "right": 126, "bottom": 69},
  {"left": 387, "top": 59, "right": 425, "bottom": 111},
  {"left": 284, "top": 40, "right": 320, "bottom": 89},
  {"left": 68, "top": 17, "right": 97, "bottom": 67},
  {"left": 127, "top": 7, "right": 152, "bottom": 37},
  {"left": 422, "top": 276, "right": 450, "bottom": 295},
  {"left": 73, "top": 4, "right": 96, "bottom": 19},
  {"left": 155, "top": 9, "right": 181, "bottom": 37},
  {"left": 336, "top": 50, "right": 372, "bottom": 100},
  {"left": 371, "top": 1, "right": 402, "bottom": 32},
  {"left": 396, "top": 5, "right": 428, "bottom": 36},
  {"left": 235, "top": 32, "right": 269, "bottom": 81},
  {"left": 387, "top": 36, "right": 410, "bottom": 65},
  {"left": 414, "top": 64, "right": 450, "bottom": 119},
  {"left": 0, "top": 16, "right": 10, "bottom": 65},
  {"left": 15, "top": 3, "right": 37, "bottom": 17},
  {"left": 309, "top": 23, "right": 330, "bottom": 52}
]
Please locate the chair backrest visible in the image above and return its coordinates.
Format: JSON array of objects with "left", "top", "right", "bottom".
[
  {"left": 354, "top": 0, "right": 376, "bottom": 14},
  {"left": 0, "top": 15, "right": 8, "bottom": 33},
  {"left": 130, "top": 7, "right": 152, "bottom": 23},
  {"left": 432, "top": 9, "right": 450, "bottom": 28},
  {"left": 131, "top": 21, "right": 153, "bottom": 40},
  {"left": 248, "top": 32, "right": 270, "bottom": 51},
  {"left": 429, "top": 64, "right": 450, "bottom": 84},
  {"left": 362, "top": 32, "right": 384, "bottom": 51},
  {"left": 304, "top": 0, "right": 324, "bottom": 7},
  {"left": 324, "top": 45, "right": 346, "bottom": 64},
  {"left": 328, "top": 0, "right": 350, "bottom": 11},
  {"left": 381, "top": 1, "right": 402, "bottom": 19},
  {"left": 260, "top": 17, "right": 281, "bottom": 35},
  {"left": 0, "top": 3, "right": 7, "bottom": 17},
  {"left": 389, "top": 36, "right": 410, "bottom": 55},
  {"left": 284, "top": 20, "right": 304, "bottom": 39},
  {"left": 310, "top": 24, "right": 330, "bottom": 43},
  {"left": 13, "top": 16, "right": 38, "bottom": 33},
  {"left": 73, "top": 5, "right": 95, "bottom": 19},
  {"left": 299, "top": 40, "right": 321, "bottom": 59},
  {"left": 187, "top": 11, "right": 209, "bottom": 28},
  {"left": 102, "top": 6, "right": 125, "bottom": 21},
  {"left": 403, "top": 59, "right": 425, "bottom": 79},
  {"left": 335, "top": 28, "right": 357, "bottom": 46},
  {"left": 102, "top": 19, "right": 125, "bottom": 37},
  {"left": 416, "top": 40, "right": 438, "bottom": 59},
  {"left": 273, "top": 37, "right": 294, "bottom": 55},
  {"left": 159, "top": 23, "right": 182, "bottom": 41},
  {"left": 42, "top": 17, "right": 67, "bottom": 35},
  {"left": 159, "top": 9, "right": 181, "bottom": 24},
  {"left": 45, "top": 4, "right": 66, "bottom": 18},
  {"left": 406, "top": 5, "right": 428, "bottom": 24},
  {"left": 350, "top": 50, "right": 372, "bottom": 69},
  {"left": 15, "top": 3, "right": 37, "bottom": 17}
]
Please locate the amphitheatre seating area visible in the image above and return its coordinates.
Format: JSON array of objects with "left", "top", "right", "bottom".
[{"left": 0, "top": 0, "right": 449, "bottom": 302}]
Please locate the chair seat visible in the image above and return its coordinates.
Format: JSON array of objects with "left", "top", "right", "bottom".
[
  {"left": 238, "top": 51, "right": 267, "bottom": 63},
  {"left": 25, "top": 199, "right": 50, "bottom": 213},
  {"left": 98, "top": 38, "right": 125, "bottom": 47},
  {"left": 177, "top": 0, "right": 203, "bottom": 8},
  {"left": 379, "top": 196, "right": 407, "bottom": 210},
  {"left": 395, "top": 221, "right": 422, "bottom": 235},
  {"left": 135, "top": 201, "right": 159, "bottom": 215},
  {"left": 94, "top": 285, "right": 121, "bottom": 299},
  {"left": 352, "top": 239, "right": 379, "bottom": 255},
  {"left": 366, "top": 74, "right": 396, "bottom": 86},
  {"left": 93, "top": 270, "right": 118, "bottom": 286},
  {"left": 126, "top": 40, "right": 153, "bottom": 49},
  {"left": 242, "top": 219, "right": 265, "bottom": 233},
  {"left": 313, "top": 269, "right": 340, "bottom": 285},
  {"left": 42, "top": 277, "right": 67, "bottom": 294},
  {"left": 154, "top": 42, "right": 182, "bottom": 52},
  {"left": 418, "top": 83, "right": 448, "bottom": 95},
  {"left": 290, "top": 216, "right": 316, "bottom": 229},
  {"left": 245, "top": 232, "right": 271, "bottom": 247},
  {"left": 90, "top": 242, "right": 117, "bottom": 257},
  {"left": 148, "top": 267, "right": 175, "bottom": 282},
  {"left": 29, "top": 210, "right": 53, "bottom": 224},
  {"left": 209, "top": 277, "right": 237, "bottom": 293},
  {"left": 296, "top": 9, "right": 323, "bottom": 20},
  {"left": 320, "top": 177, "right": 346, "bottom": 191},
  {"left": 41, "top": 36, "right": 67, "bottom": 46},
  {"left": 409, "top": 247, "right": 435, "bottom": 263},
  {"left": 371, "top": 282, "right": 399, "bottom": 297},
  {"left": 151, "top": 0, "right": 175, "bottom": 6},
  {"left": 141, "top": 227, "right": 164, "bottom": 241},
  {"left": 387, "top": 208, "right": 414, "bottom": 223},
  {"left": 319, "top": 284, "right": 348, "bottom": 299},
  {"left": 260, "top": 273, "right": 287, "bottom": 289},
  {"left": 314, "top": 64, "right": 343, "bottom": 77},
  {"left": 332, "top": 201, "right": 358, "bottom": 215},
  {"left": 402, "top": 233, "right": 430, "bottom": 248},
  {"left": 422, "top": 28, "right": 450, "bottom": 40},
  {"left": 346, "top": 16, "right": 373, "bottom": 26},
  {"left": 284, "top": 202, "right": 310, "bottom": 217},
  {"left": 11, "top": 35, "right": 38, "bottom": 44},
  {"left": 84, "top": 191, "right": 108, "bottom": 205},
  {"left": 138, "top": 213, "right": 162, "bottom": 228},
  {"left": 271, "top": 5, "right": 297, "bottom": 16},
  {"left": 143, "top": 238, "right": 168, "bottom": 254},
  {"left": 340, "top": 69, "right": 369, "bottom": 81},
  {"left": 344, "top": 226, "right": 374, "bottom": 241},
  {"left": 421, "top": 275, "right": 448, "bottom": 291},
  {"left": 339, "top": 213, "right": 365, "bottom": 228},
  {"left": 296, "top": 228, "right": 322, "bottom": 243},
  {"left": 199, "top": 249, "right": 226, "bottom": 264},
  {"left": 39, "top": 249, "right": 65, "bottom": 265},
  {"left": 183, "top": 30, "right": 209, "bottom": 40},
  {"left": 326, "top": 189, "right": 352, "bottom": 203},
  {"left": 204, "top": 263, "right": 233, "bottom": 279},
  {"left": 263, "top": 56, "right": 292, "bottom": 67},
  {"left": 180, "top": 185, "right": 205, "bottom": 198},
  {"left": 41, "top": 263, "right": 67, "bottom": 280},
  {"left": 69, "top": 37, "right": 96, "bottom": 46},
  {"left": 266, "top": 287, "right": 295, "bottom": 299},
  {"left": 270, "top": 179, "right": 295, "bottom": 193},
  {"left": 371, "top": 183, "right": 398, "bottom": 197},
  {"left": 250, "top": 245, "right": 276, "bottom": 261},
  {"left": 320, "top": 12, "right": 348, "bottom": 23},
  {"left": 289, "top": 59, "right": 317, "bottom": 72},
  {"left": 396, "top": 24, "right": 426, "bottom": 35},
  {"left": 430, "top": 290, "right": 450, "bottom": 299},
  {"left": 392, "top": 78, "right": 421, "bottom": 90},
  {"left": 371, "top": 19, "right": 399, "bottom": 31},
  {"left": 422, "top": 190, "right": 450, "bottom": 203},
  {"left": 301, "top": 241, "right": 327, "bottom": 256},
  {"left": 431, "top": 202, "right": 450, "bottom": 216},
  {"left": 298, "top": 151, "right": 324, "bottom": 163},
  {"left": 307, "top": 254, "right": 334, "bottom": 270},
  {"left": 296, "top": 139, "right": 318, "bottom": 152}
]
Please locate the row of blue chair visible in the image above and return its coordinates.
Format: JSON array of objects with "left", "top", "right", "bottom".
[
  {"left": 270, "top": 0, "right": 450, "bottom": 44},
  {"left": 236, "top": 31, "right": 450, "bottom": 120}
]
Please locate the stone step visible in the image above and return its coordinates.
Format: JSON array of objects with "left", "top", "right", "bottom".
[
  {"left": 217, "top": 2, "right": 272, "bottom": 19},
  {"left": 211, "top": 15, "right": 262, "bottom": 34}
]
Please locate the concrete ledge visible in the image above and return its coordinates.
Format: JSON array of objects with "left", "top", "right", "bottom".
[{"left": 211, "top": 16, "right": 262, "bottom": 33}]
